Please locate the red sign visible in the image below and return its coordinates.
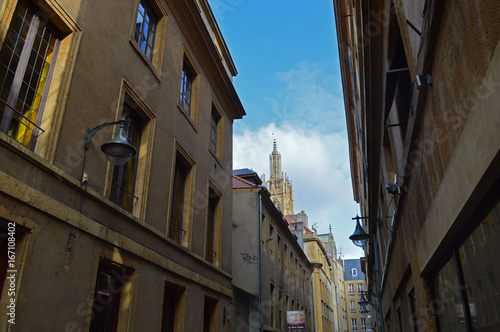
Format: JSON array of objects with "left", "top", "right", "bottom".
[{"left": 287, "top": 311, "right": 306, "bottom": 330}]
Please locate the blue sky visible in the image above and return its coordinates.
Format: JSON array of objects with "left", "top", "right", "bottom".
[{"left": 208, "top": 0, "right": 364, "bottom": 259}]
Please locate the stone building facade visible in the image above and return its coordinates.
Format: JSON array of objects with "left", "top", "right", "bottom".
[
  {"left": 232, "top": 169, "right": 313, "bottom": 331},
  {"left": 0, "top": 0, "right": 244, "bottom": 330},
  {"left": 344, "top": 259, "right": 368, "bottom": 332},
  {"left": 334, "top": 0, "right": 500, "bottom": 331},
  {"left": 319, "top": 231, "right": 348, "bottom": 332},
  {"left": 303, "top": 230, "right": 336, "bottom": 332}
]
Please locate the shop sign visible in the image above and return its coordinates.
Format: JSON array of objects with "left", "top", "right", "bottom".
[{"left": 286, "top": 310, "right": 305, "bottom": 330}]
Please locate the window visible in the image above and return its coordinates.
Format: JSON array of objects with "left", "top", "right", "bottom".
[
  {"left": 277, "top": 235, "right": 282, "bottom": 267},
  {"left": 168, "top": 146, "right": 194, "bottom": 246},
  {"left": 433, "top": 198, "right": 500, "bottom": 331},
  {"left": 397, "top": 307, "right": 404, "bottom": 332},
  {"left": 269, "top": 224, "right": 275, "bottom": 260},
  {"left": 161, "top": 283, "right": 185, "bottom": 332},
  {"left": 270, "top": 283, "right": 276, "bottom": 327},
  {"left": 350, "top": 300, "right": 356, "bottom": 312},
  {"left": 284, "top": 244, "right": 288, "bottom": 272},
  {"left": 352, "top": 268, "right": 358, "bottom": 277},
  {"left": 295, "top": 258, "right": 298, "bottom": 282},
  {"left": 134, "top": 0, "right": 157, "bottom": 61},
  {"left": 357, "top": 283, "right": 363, "bottom": 294},
  {"left": 361, "top": 318, "right": 367, "bottom": 331},
  {"left": 348, "top": 284, "right": 354, "bottom": 294},
  {"left": 179, "top": 62, "right": 193, "bottom": 116},
  {"left": 109, "top": 107, "right": 142, "bottom": 212},
  {"left": 205, "top": 187, "right": 221, "bottom": 264},
  {"left": 279, "top": 289, "right": 284, "bottom": 329},
  {"left": 261, "top": 214, "right": 266, "bottom": 251},
  {"left": 90, "top": 261, "right": 132, "bottom": 332},
  {"left": 351, "top": 318, "right": 358, "bottom": 330},
  {"left": 409, "top": 289, "right": 419, "bottom": 332},
  {"left": 106, "top": 82, "right": 155, "bottom": 218},
  {"left": 209, "top": 105, "right": 223, "bottom": 160},
  {"left": 170, "top": 159, "right": 188, "bottom": 243},
  {"left": 0, "top": 0, "right": 61, "bottom": 150},
  {"left": 203, "top": 297, "right": 218, "bottom": 332}
]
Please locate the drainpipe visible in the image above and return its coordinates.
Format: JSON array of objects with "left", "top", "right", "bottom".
[
  {"left": 258, "top": 189, "right": 264, "bottom": 332},
  {"left": 311, "top": 278, "right": 316, "bottom": 332},
  {"left": 373, "top": 234, "right": 385, "bottom": 332}
]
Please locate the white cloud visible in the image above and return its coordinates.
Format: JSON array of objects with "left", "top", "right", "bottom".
[
  {"left": 233, "top": 123, "right": 364, "bottom": 259},
  {"left": 264, "top": 61, "right": 347, "bottom": 133},
  {"left": 233, "top": 61, "right": 364, "bottom": 259}
]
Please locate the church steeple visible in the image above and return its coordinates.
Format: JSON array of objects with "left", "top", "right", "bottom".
[
  {"left": 266, "top": 138, "right": 294, "bottom": 215},
  {"left": 270, "top": 138, "right": 282, "bottom": 178}
]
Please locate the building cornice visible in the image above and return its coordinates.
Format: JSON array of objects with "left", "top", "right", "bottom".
[{"left": 166, "top": 0, "right": 245, "bottom": 121}]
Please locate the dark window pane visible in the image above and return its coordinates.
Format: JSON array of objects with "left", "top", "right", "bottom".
[{"left": 170, "top": 160, "right": 187, "bottom": 243}]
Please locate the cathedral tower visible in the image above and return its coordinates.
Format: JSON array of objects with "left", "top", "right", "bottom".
[{"left": 266, "top": 139, "right": 294, "bottom": 215}]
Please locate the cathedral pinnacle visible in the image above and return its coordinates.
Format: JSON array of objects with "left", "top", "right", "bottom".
[{"left": 267, "top": 138, "right": 294, "bottom": 215}]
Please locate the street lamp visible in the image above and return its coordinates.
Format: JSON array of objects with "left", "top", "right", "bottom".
[
  {"left": 358, "top": 291, "right": 370, "bottom": 314},
  {"left": 81, "top": 118, "right": 137, "bottom": 185},
  {"left": 84, "top": 118, "right": 136, "bottom": 165},
  {"left": 349, "top": 215, "right": 383, "bottom": 247}
]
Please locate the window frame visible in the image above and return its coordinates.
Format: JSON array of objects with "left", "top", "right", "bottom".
[
  {"left": 89, "top": 260, "right": 134, "bottom": 332},
  {"left": 351, "top": 318, "right": 358, "bottom": 331},
  {"left": 168, "top": 142, "right": 195, "bottom": 248},
  {"left": 350, "top": 300, "right": 356, "bottom": 312},
  {"left": 209, "top": 101, "right": 223, "bottom": 162},
  {"left": 0, "top": 0, "right": 81, "bottom": 161},
  {"left": 134, "top": 0, "right": 157, "bottom": 61},
  {"left": 160, "top": 281, "right": 186, "bottom": 332},
  {"left": 176, "top": 50, "right": 200, "bottom": 127},
  {"left": 205, "top": 183, "right": 222, "bottom": 266},
  {"left": 179, "top": 63, "right": 193, "bottom": 115},
  {"left": 357, "top": 283, "right": 363, "bottom": 294},
  {"left": 129, "top": 0, "right": 167, "bottom": 76},
  {"left": 0, "top": 2, "right": 60, "bottom": 150},
  {"left": 202, "top": 296, "right": 218, "bottom": 332},
  {"left": 105, "top": 81, "right": 155, "bottom": 220},
  {"left": 109, "top": 106, "right": 143, "bottom": 212}
]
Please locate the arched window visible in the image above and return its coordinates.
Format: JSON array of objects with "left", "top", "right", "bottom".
[{"left": 352, "top": 268, "right": 358, "bottom": 277}]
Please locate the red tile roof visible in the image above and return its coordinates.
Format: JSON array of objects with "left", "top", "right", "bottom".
[
  {"left": 232, "top": 175, "right": 257, "bottom": 188},
  {"left": 283, "top": 215, "right": 297, "bottom": 226},
  {"left": 304, "top": 226, "right": 314, "bottom": 234}
]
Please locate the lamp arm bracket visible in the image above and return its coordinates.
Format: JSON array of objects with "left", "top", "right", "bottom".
[
  {"left": 352, "top": 215, "right": 384, "bottom": 229},
  {"left": 84, "top": 119, "right": 132, "bottom": 149}
]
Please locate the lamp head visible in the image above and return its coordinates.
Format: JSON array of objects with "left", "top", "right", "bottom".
[
  {"left": 349, "top": 218, "right": 369, "bottom": 247},
  {"left": 358, "top": 292, "right": 370, "bottom": 307},
  {"left": 100, "top": 121, "right": 136, "bottom": 165}
]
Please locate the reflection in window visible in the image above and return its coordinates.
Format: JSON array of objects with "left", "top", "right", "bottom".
[
  {"left": 434, "top": 198, "right": 500, "bottom": 331},
  {"left": 134, "top": 0, "right": 156, "bottom": 60},
  {"left": 179, "top": 63, "right": 193, "bottom": 115}
]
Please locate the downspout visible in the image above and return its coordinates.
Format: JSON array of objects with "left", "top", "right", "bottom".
[
  {"left": 258, "top": 189, "right": 264, "bottom": 332},
  {"left": 311, "top": 278, "right": 316, "bottom": 332},
  {"left": 373, "top": 234, "right": 385, "bottom": 332},
  {"left": 345, "top": 288, "right": 350, "bottom": 332}
]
